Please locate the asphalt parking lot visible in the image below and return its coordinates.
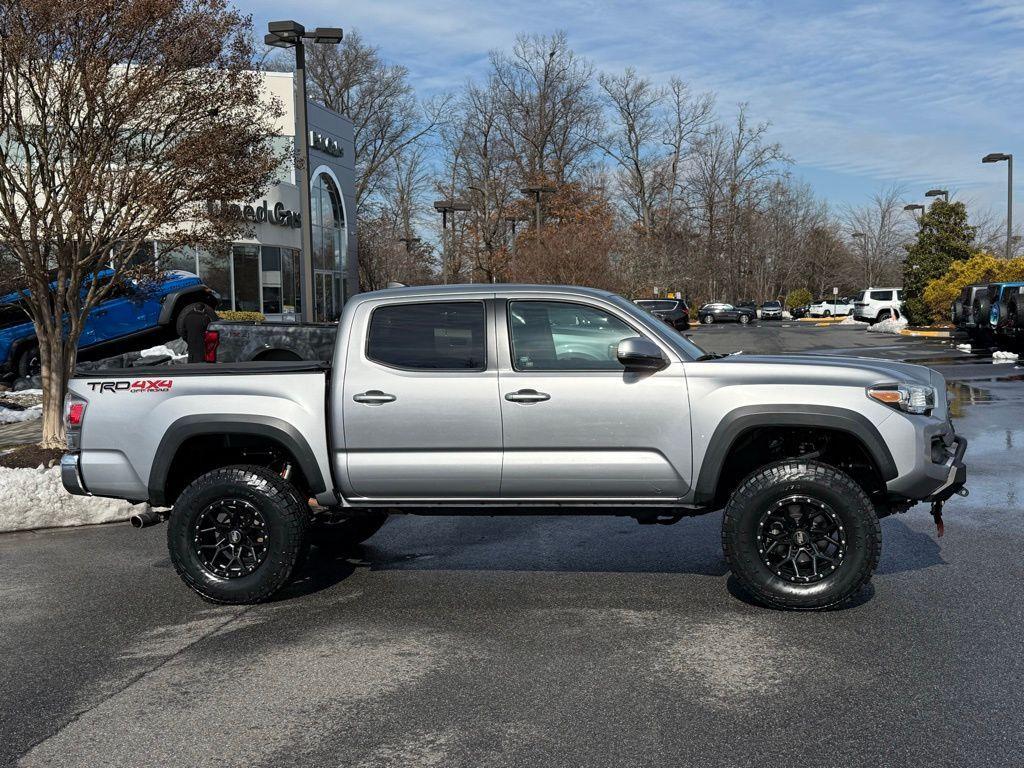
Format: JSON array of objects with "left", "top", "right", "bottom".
[{"left": 3, "top": 321, "right": 1024, "bottom": 768}]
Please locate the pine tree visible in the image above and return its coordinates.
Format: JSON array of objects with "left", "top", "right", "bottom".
[{"left": 902, "top": 200, "right": 976, "bottom": 324}]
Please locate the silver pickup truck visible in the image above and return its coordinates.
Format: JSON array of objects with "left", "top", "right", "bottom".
[{"left": 61, "top": 284, "right": 967, "bottom": 610}]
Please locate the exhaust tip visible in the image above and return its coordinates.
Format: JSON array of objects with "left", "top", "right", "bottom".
[{"left": 130, "top": 508, "right": 164, "bottom": 528}]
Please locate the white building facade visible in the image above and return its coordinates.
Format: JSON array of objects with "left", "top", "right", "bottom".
[{"left": 155, "top": 71, "right": 357, "bottom": 322}]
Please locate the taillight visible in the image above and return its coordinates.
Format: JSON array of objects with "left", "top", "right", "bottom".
[
  {"left": 68, "top": 402, "right": 85, "bottom": 426},
  {"left": 203, "top": 330, "right": 219, "bottom": 363}
]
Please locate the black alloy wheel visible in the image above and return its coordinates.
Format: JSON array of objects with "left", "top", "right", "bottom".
[
  {"left": 756, "top": 495, "right": 846, "bottom": 583},
  {"left": 192, "top": 498, "right": 270, "bottom": 578}
]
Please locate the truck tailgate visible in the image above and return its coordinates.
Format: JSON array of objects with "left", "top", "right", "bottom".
[{"left": 67, "top": 361, "right": 331, "bottom": 503}]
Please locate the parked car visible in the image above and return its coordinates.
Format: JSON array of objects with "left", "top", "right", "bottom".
[
  {"left": 634, "top": 298, "right": 690, "bottom": 331},
  {"left": 789, "top": 304, "right": 810, "bottom": 319},
  {"left": 809, "top": 297, "right": 854, "bottom": 317},
  {"left": 64, "top": 283, "right": 968, "bottom": 611},
  {"left": 204, "top": 320, "right": 335, "bottom": 363},
  {"left": 698, "top": 302, "right": 756, "bottom": 325},
  {"left": 0, "top": 269, "right": 216, "bottom": 380},
  {"left": 759, "top": 300, "right": 783, "bottom": 320},
  {"left": 853, "top": 288, "right": 904, "bottom": 324},
  {"left": 952, "top": 283, "right": 993, "bottom": 346},
  {"left": 987, "top": 282, "right": 1024, "bottom": 346}
]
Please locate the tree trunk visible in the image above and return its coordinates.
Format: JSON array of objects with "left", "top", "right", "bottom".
[{"left": 39, "top": 338, "right": 74, "bottom": 449}]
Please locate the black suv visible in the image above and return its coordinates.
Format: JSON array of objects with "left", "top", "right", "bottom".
[
  {"left": 697, "top": 302, "right": 757, "bottom": 325},
  {"left": 635, "top": 299, "right": 690, "bottom": 331}
]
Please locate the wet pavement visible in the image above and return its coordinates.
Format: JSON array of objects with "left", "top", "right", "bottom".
[{"left": 2, "top": 323, "right": 1023, "bottom": 767}]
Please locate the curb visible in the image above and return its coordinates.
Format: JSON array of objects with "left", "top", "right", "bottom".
[{"left": 899, "top": 329, "right": 952, "bottom": 338}]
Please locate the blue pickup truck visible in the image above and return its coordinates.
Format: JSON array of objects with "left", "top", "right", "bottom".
[{"left": 0, "top": 269, "right": 217, "bottom": 379}]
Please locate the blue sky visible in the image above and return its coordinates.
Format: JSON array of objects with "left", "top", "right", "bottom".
[{"left": 242, "top": 0, "right": 1023, "bottom": 222}]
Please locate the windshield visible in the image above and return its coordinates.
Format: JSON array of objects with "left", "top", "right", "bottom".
[
  {"left": 763, "top": 301, "right": 781, "bottom": 308},
  {"left": 608, "top": 293, "right": 706, "bottom": 359}
]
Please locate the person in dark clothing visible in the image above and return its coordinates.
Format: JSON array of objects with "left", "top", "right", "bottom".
[{"left": 177, "top": 301, "right": 219, "bottom": 363}]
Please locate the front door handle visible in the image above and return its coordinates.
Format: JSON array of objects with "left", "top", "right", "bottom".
[
  {"left": 353, "top": 390, "right": 397, "bottom": 405},
  {"left": 504, "top": 388, "right": 551, "bottom": 404}
]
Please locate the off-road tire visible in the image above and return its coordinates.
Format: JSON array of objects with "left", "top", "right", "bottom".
[
  {"left": 167, "top": 465, "right": 310, "bottom": 604},
  {"left": 722, "top": 460, "right": 881, "bottom": 611},
  {"left": 16, "top": 344, "right": 40, "bottom": 378},
  {"left": 313, "top": 512, "right": 389, "bottom": 552}
]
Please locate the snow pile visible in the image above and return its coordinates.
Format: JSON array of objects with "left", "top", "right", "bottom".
[
  {"left": 993, "top": 350, "right": 1020, "bottom": 364},
  {"left": 839, "top": 315, "right": 868, "bottom": 325},
  {"left": 866, "top": 316, "right": 909, "bottom": 335},
  {"left": 956, "top": 343, "right": 972, "bottom": 352},
  {"left": 0, "top": 403, "right": 42, "bottom": 424},
  {"left": 139, "top": 344, "right": 187, "bottom": 362},
  {"left": 0, "top": 465, "right": 147, "bottom": 532}
]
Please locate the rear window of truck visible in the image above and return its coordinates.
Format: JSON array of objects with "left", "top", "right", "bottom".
[{"left": 367, "top": 301, "right": 486, "bottom": 370}]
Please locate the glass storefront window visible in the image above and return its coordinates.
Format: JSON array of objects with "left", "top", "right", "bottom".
[
  {"left": 158, "top": 243, "right": 199, "bottom": 275},
  {"left": 311, "top": 173, "right": 345, "bottom": 273},
  {"left": 232, "top": 245, "right": 260, "bottom": 312},
  {"left": 281, "top": 248, "right": 299, "bottom": 315},
  {"left": 198, "top": 247, "right": 231, "bottom": 306}
]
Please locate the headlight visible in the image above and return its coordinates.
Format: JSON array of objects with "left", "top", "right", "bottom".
[{"left": 867, "top": 383, "right": 936, "bottom": 414}]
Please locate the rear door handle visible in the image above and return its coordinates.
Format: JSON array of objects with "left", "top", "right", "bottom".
[
  {"left": 353, "top": 390, "right": 396, "bottom": 405},
  {"left": 504, "top": 389, "right": 551, "bottom": 403}
]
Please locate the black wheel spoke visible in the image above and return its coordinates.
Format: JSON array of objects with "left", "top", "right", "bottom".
[
  {"left": 192, "top": 499, "right": 269, "bottom": 579},
  {"left": 758, "top": 495, "right": 846, "bottom": 584}
]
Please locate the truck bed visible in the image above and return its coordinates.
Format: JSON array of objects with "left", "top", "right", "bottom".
[{"left": 67, "top": 362, "right": 334, "bottom": 505}]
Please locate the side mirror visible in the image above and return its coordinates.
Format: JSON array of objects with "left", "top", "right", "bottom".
[{"left": 617, "top": 336, "right": 667, "bottom": 370}]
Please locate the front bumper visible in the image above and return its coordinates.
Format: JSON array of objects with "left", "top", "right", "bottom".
[
  {"left": 924, "top": 434, "right": 968, "bottom": 502},
  {"left": 886, "top": 423, "right": 968, "bottom": 502},
  {"left": 61, "top": 453, "right": 88, "bottom": 496}
]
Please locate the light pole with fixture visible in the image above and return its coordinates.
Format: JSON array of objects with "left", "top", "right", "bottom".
[
  {"left": 925, "top": 188, "right": 949, "bottom": 202},
  {"left": 433, "top": 200, "right": 471, "bottom": 283},
  {"left": 904, "top": 203, "right": 925, "bottom": 224},
  {"left": 982, "top": 153, "right": 1013, "bottom": 258},
  {"left": 520, "top": 185, "right": 556, "bottom": 235},
  {"left": 265, "top": 20, "right": 343, "bottom": 322}
]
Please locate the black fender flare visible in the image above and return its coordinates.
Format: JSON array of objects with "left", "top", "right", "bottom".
[
  {"left": 148, "top": 414, "right": 326, "bottom": 505},
  {"left": 158, "top": 286, "right": 218, "bottom": 326},
  {"left": 693, "top": 404, "right": 898, "bottom": 505}
]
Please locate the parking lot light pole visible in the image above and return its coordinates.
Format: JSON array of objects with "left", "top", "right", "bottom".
[
  {"left": 520, "top": 185, "right": 556, "bottom": 235},
  {"left": 982, "top": 153, "right": 1013, "bottom": 258},
  {"left": 904, "top": 203, "right": 925, "bottom": 225},
  {"left": 266, "top": 21, "right": 343, "bottom": 322},
  {"left": 433, "top": 200, "right": 471, "bottom": 283},
  {"left": 925, "top": 188, "right": 949, "bottom": 202}
]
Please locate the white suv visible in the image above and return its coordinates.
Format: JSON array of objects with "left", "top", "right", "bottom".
[
  {"left": 809, "top": 297, "right": 854, "bottom": 317},
  {"left": 853, "top": 288, "right": 904, "bottom": 323}
]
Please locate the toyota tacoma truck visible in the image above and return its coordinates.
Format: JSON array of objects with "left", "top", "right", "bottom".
[{"left": 61, "top": 284, "right": 967, "bottom": 610}]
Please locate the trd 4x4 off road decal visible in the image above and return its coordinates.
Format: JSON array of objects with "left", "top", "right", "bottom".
[{"left": 86, "top": 379, "right": 173, "bottom": 393}]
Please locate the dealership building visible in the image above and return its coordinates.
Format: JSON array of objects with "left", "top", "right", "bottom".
[{"left": 153, "top": 71, "right": 357, "bottom": 322}]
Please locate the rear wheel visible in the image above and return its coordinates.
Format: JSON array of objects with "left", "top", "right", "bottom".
[
  {"left": 167, "top": 465, "right": 309, "bottom": 604},
  {"left": 722, "top": 460, "right": 880, "bottom": 610},
  {"left": 875, "top": 309, "right": 892, "bottom": 323},
  {"left": 822, "top": 310, "right": 832, "bottom": 317}
]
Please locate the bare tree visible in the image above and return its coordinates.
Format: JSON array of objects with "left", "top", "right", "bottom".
[
  {"left": 0, "top": 0, "right": 282, "bottom": 447},
  {"left": 490, "top": 32, "right": 601, "bottom": 183},
  {"left": 842, "top": 185, "right": 911, "bottom": 287}
]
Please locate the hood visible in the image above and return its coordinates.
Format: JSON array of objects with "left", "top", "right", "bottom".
[{"left": 710, "top": 353, "right": 938, "bottom": 388}]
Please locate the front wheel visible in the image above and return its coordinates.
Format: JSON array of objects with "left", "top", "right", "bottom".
[
  {"left": 722, "top": 460, "right": 880, "bottom": 610},
  {"left": 822, "top": 310, "right": 832, "bottom": 317},
  {"left": 167, "top": 465, "right": 310, "bottom": 604},
  {"left": 16, "top": 344, "right": 40, "bottom": 379},
  {"left": 739, "top": 314, "right": 750, "bottom": 325},
  {"left": 703, "top": 314, "right": 715, "bottom": 325}
]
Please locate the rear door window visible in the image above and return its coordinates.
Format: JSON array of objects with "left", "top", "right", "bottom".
[{"left": 367, "top": 301, "right": 486, "bottom": 371}]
